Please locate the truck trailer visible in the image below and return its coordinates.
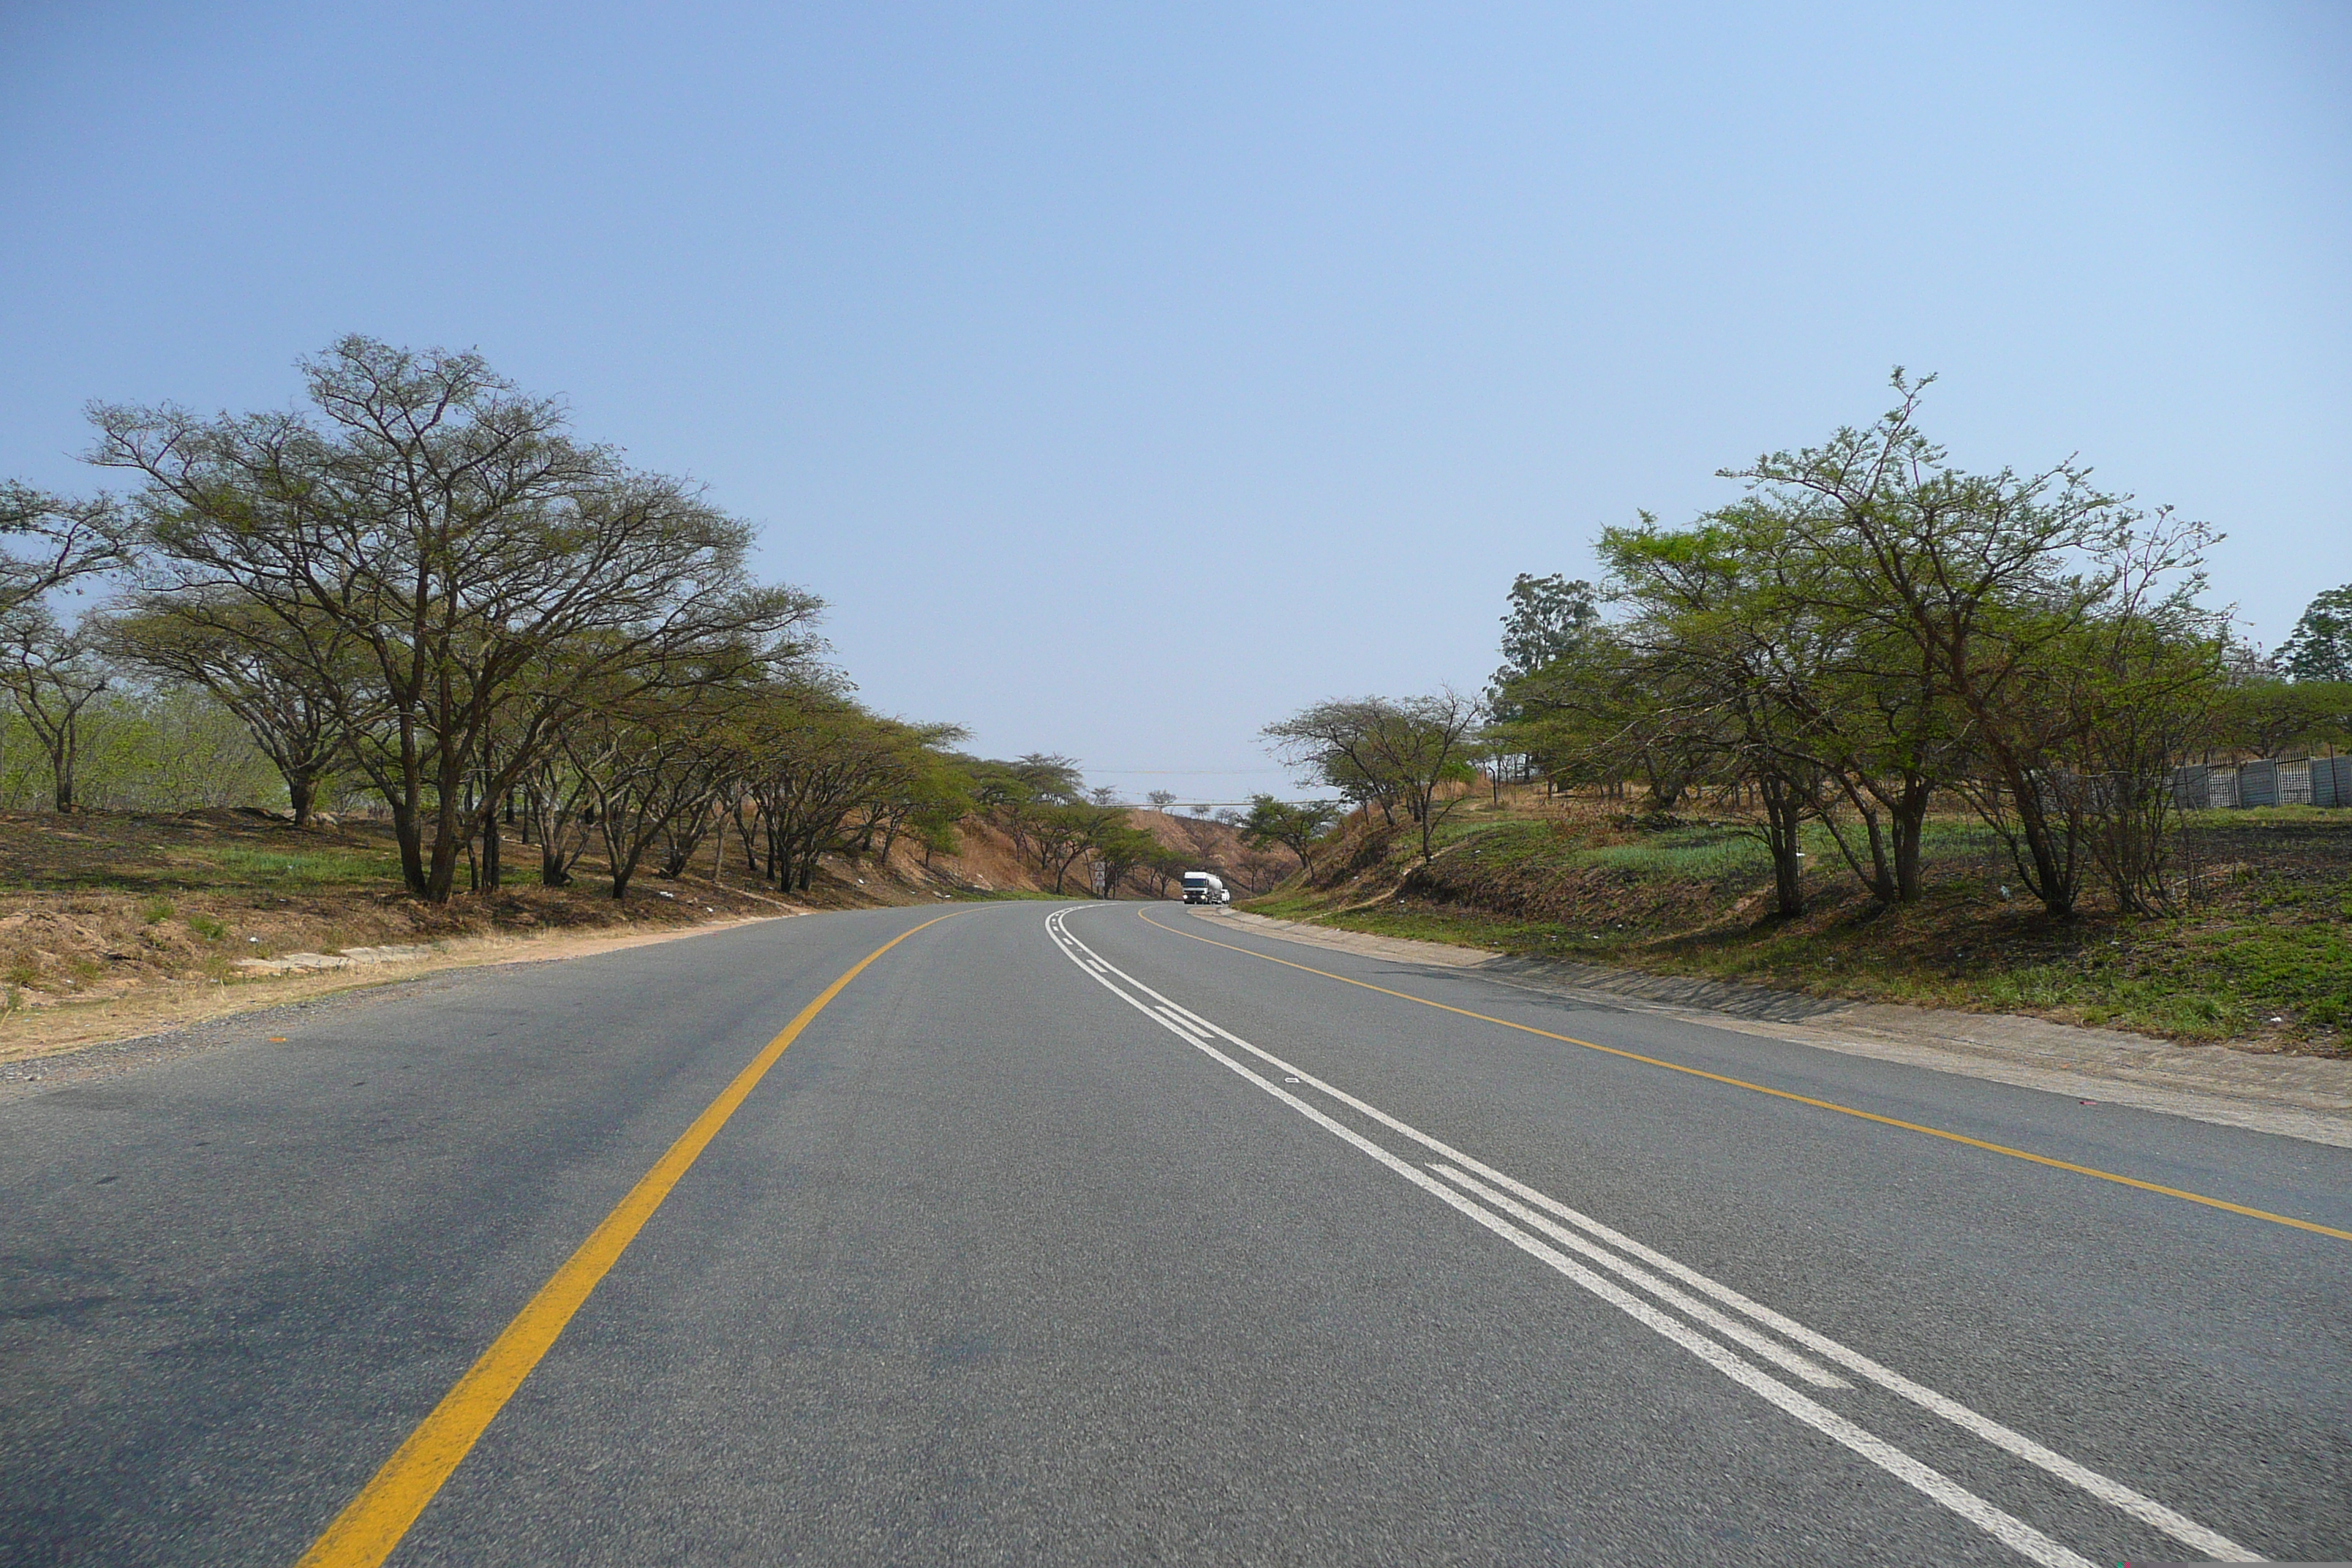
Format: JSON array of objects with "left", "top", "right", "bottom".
[{"left": 1180, "top": 872, "right": 1230, "bottom": 905}]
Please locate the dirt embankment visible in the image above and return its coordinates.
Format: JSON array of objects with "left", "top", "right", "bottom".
[
  {"left": 1249, "top": 790, "right": 2352, "bottom": 1056},
  {"left": 0, "top": 809, "right": 814, "bottom": 1060}
]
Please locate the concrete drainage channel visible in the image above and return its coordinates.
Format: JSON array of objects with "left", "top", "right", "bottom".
[{"left": 234, "top": 944, "right": 437, "bottom": 976}]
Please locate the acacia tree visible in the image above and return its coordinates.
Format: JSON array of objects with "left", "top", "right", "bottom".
[
  {"left": 0, "top": 482, "right": 127, "bottom": 619},
  {"left": 1025, "top": 802, "right": 1118, "bottom": 893},
  {"left": 2048, "top": 597, "right": 2225, "bottom": 911},
  {"left": 1262, "top": 699, "right": 1406, "bottom": 825},
  {"left": 520, "top": 744, "right": 599, "bottom": 888},
  {"left": 1732, "top": 372, "right": 2220, "bottom": 919},
  {"left": 839, "top": 724, "right": 973, "bottom": 869},
  {"left": 557, "top": 659, "right": 761, "bottom": 898},
  {"left": 1362, "top": 691, "right": 1484, "bottom": 860},
  {"left": 1264, "top": 690, "right": 1481, "bottom": 860},
  {"left": 1597, "top": 516, "right": 1831, "bottom": 916},
  {"left": 1132, "top": 840, "right": 1188, "bottom": 898},
  {"left": 728, "top": 688, "right": 962, "bottom": 894},
  {"left": 1237, "top": 794, "right": 1341, "bottom": 875},
  {"left": 1495, "top": 630, "right": 1711, "bottom": 810},
  {"left": 98, "top": 596, "right": 355, "bottom": 826},
  {"left": 0, "top": 611, "right": 110, "bottom": 813},
  {"left": 94, "top": 337, "right": 818, "bottom": 902},
  {"left": 1089, "top": 821, "right": 1161, "bottom": 898},
  {"left": 0, "top": 483, "right": 130, "bottom": 813},
  {"left": 2215, "top": 676, "right": 2352, "bottom": 758}
]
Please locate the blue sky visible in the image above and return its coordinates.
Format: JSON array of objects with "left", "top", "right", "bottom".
[{"left": 4, "top": 2, "right": 2347, "bottom": 800}]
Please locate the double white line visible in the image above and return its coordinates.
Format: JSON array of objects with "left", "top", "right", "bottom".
[{"left": 1044, "top": 907, "right": 2261, "bottom": 1568}]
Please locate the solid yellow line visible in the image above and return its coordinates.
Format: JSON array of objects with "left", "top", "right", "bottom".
[
  {"left": 294, "top": 911, "right": 962, "bottom": 1568},
  {"left": 1139, "top": 909, "right": 2352, "bottom": 1245}
]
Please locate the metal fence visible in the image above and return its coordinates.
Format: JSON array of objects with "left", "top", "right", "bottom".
[{"left": 2171, "top": 757, "right": 2352, "bottom": 810}]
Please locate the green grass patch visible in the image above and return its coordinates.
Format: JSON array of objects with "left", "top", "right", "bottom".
[
  {"left": 200, "top": 846, "right": 397, "bottom": 889},
  {"left": 1575, "top": 828, "right": 1775, "bottom": 882}
]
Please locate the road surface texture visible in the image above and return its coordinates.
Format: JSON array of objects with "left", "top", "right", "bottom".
[{"left": 2, "top": 901, "right": 2345, "bottom": 1565}]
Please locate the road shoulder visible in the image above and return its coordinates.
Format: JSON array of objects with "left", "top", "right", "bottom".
[
  {"left": 1200, "top": 908, "right": 2352, "bottom": 1149},
  {"left": 0, "top": 914, "right": 799, "bottom": 1104}
]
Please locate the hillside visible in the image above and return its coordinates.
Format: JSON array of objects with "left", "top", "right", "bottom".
[{"left": 1123, "top": 809, "right": 1297, "bottom": 894}]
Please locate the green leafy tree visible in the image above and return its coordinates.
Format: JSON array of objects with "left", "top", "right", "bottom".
[
  {"left": 1263, "top": 690, "right": 1481, "bottom": 860},
  {"left": 558, "top": 657, "right": 762, "bottom": 898},
  {"left": 1487, "top": 573, "right": 1597, "bottom": 720},
  {"left": 1237, "top": 794, "right": 1341, "bottom": 875},
  {"left": 94, "top": 336, "right": 818, "bottom": 902},
  {"left": 2279, "top": 585, "right": 2352, "bottom": 683},
  {"left": 1497, "top": 630, "right": 1708, "bottom": 810},
  {"left": 97, "top": 596, "right": 356, "bottom": 826},
  {"left": 1733, "top": 372, "right": 2223, "bottom": 917},
  {"left": 906, "top": 761, "right": 976, "bottom": 870},
  {"left": 0, "top": 610, "right": 110, "bottom": 813},
  {"left": 1596, "top": 513, "right": 1828, "bottom": 915},
  {"left": 1133, "top": 840, "right": 1190, "bottom": 898},
  {"left": 1089, "top": 821, "right": 1161, "bottom": 897},
  {"left": 1025, "top": 801, "right": 1130, "bottom": 894},
  {"left": 845, "top": 729, "right": 973, "bottom": 870},
  {"left": 2215, "top": 678, "right": 2352, "bottom": 758}
]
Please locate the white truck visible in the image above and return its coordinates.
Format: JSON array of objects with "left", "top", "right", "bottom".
[{"left": 1180, "top": 871, "right": 1230, "bottom": 905}]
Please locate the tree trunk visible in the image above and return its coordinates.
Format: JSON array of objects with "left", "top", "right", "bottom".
[
  {"left": 1891, "top": 776, "right": 1931, "bottom": 902},
  {"left": 425, "top": 800, "right": 461, "bottom": 903},
  {"left": 2004, "top": 766, "right": 2077, "bottom": 919},
  {"left": 540, "top": 829, "right": 571, "bottom": 886},
  {"left": 1861, "top": 809, "right": 1893, "bottom": 904},
  {"left": 478, "top": 740, "right": 502, "bottom": 890},
  {"left": 1760, "top": 774, "right": 1806, "bottom": 917},
  {"left": 1967, "top": 710, "right": 2079, "bottom": 918},
  {"left": 391, "top": 799, "right": 428, "bottom": 897}
]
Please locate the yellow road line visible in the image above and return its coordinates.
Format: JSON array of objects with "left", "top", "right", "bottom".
[
  {"left": 1138, "top": 910, "right": 2352, "bottom": 1245},
  {"left": 295, "top": 912, "right": 961, "bottom": 1568}
]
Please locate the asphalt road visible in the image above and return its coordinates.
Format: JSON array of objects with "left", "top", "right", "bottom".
[{"left": 2, "top": 900, "right": 2345, "bottom": 1566}]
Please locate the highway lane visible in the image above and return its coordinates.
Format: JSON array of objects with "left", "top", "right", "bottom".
[{"left": 1, "top": 899, "right": 2344, "bottom": 1564}]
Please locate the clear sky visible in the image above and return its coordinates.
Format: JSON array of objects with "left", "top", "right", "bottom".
[{"left": 4, "top": 2, "right": 2347, "bottom": 802}]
